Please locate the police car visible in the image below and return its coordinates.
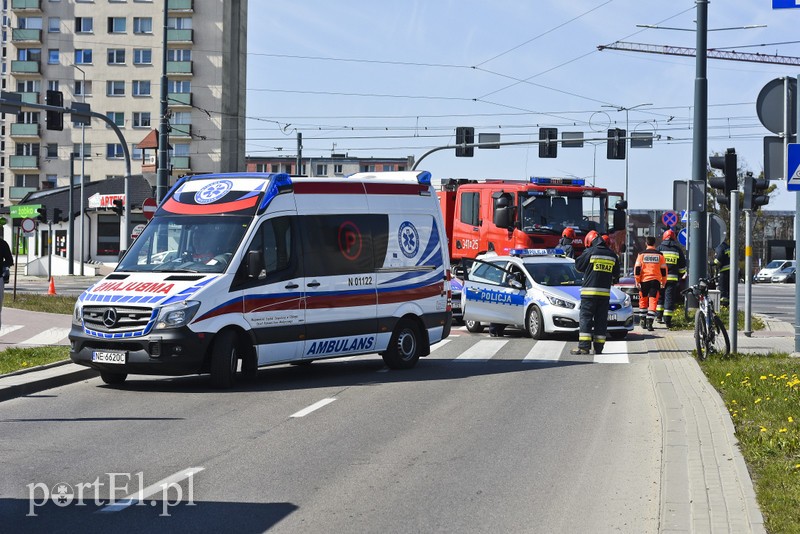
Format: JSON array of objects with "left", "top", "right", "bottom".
[{"left": 461, "top": 249, "right": 634, "bottom": 339}]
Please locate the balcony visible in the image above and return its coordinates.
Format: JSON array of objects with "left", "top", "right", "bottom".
[
  {"left": 167, "top": 92, "right": 192, "bottom": 107},
  {"left": 167, "top": 29, "right": 193, "bottom": 43},
  {"left": 10, "top": 123, "right": 40, "bottom": 138},
  {"left": 171, "top": 156, "right": 190, "bottom": 170},
  {"left": 11, "top": 60, "right": 41, "bottom": 75},
  {"left": 168, "top": 0, "right": 193, "bottom": 11},
  {"left": 12, "top": 28, "right": 42, "bottom": 43},
  {"left": 9, "top": 155, "right": 39, "bottom": 170},
  {"left": 10, "top": 186, "right": 37, "bottom": 201},
  {"left": 20, "top": 91, "right": 40, "bottom": 104},
  {"left": 11, "top": 0, "right": 41, "bottom": 11},
  {"left": 166, "top": 61, "right": 193, "bottom": 75},
  {"left": 170, "top": 124, "right": 192, "bottom": 138}
]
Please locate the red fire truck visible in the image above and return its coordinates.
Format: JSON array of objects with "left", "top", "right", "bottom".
[{"left": 437, "top": 176, "right": 627, "bottom": 263}]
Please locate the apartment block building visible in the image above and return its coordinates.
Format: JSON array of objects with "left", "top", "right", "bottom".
[{"left": 245, "top": 155, "right": 416, "bottom": 177}]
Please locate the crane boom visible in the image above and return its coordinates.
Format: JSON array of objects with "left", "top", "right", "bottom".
[{"left": 597, "top": 41, "right": 800, "bottom": 66}]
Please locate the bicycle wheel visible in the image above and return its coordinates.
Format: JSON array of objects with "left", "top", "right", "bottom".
[
  {"left": 711, "top": 315, "right": 731, "bottom": 356},
  {"left": 694, "top": 309, "right": 709, "bottom": 361}
]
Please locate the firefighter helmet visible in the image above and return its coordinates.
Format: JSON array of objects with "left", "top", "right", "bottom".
[
  {"left": 584, "top": 230, "right": 598, "bottom": 248},
  {"left": 662, "top": 229, "right": 676, "bottom": 241},
  {"left": 562, "top": 227, "right": 575, "bottom": 239}
]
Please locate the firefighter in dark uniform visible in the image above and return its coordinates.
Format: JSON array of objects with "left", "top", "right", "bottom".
[
  {"left": 715, "top": 239, "right": 731, "bottom": 307},
  {"left": 558, "top": 227, "right": 575, "bottom": 258},
  {"left": 572, "top": 230, "right": 620, "bottom": 355},
  {"left": 656, "top": 229, "right": 687, "bottom": 327}
]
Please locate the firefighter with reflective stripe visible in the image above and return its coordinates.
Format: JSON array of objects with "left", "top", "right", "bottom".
[
  {"left": 558, "top": 227, "right": 575, "bottom": 259},
  {"left": 656, "top": 229, "right": 687, "bottom": 327},
  {"left": 572, "top": 230, "right": 620, "bottom": 355},
  {"left": 634, "top": 236, "right": 668, "bottom": 332},
  {"left": 715, "top": 239, "right": 731, "bottom": 307}
]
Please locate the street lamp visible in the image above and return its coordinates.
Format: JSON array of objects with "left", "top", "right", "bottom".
[
  {"left": 74, "top": 63, "right": 87, "bottom": 276},
  {"left": 602, "top": 102, "right": 652, "bottom": 274}
]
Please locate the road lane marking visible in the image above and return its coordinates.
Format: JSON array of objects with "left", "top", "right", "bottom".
[
  {"left": 0, "top": 324, "right": 24, "bottom": 337},
  {"left": 455, "top": 339, "right": 507, "bottom": 361},
  {"left": 523, "top": 340, "right": 565, "bottom": 362},
  {"left": 429, "top": 339, "right": 451, "bottom": 352},
  {"left": 20, "top": 327, "right": 71, "bottom": 346},
  {"left": 291, "top": 397, "right": 337, "bottom": 418},
  {"left": 98, "top": 467, "right": 205, "bottom": 513},
  {"left": 593, "top": 340, "right": 629, "bottom": 364}
]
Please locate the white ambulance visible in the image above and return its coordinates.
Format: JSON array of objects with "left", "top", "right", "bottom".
[{"left": 69, "top": 171, "right": 452, "bottom": 388}]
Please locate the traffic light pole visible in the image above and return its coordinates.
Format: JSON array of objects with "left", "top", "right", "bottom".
[
  {"left": 729, "top": 190, "right": 739, "bottom": 353},
  {"left": 744, "top": 208, "right": 753, "bottom": 337}
]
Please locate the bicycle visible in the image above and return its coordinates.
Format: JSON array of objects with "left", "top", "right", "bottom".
[{"left": 681, "top": 278, "right": 730, "bottom": 360}]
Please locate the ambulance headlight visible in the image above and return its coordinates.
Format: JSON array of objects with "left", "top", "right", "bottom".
[
  {"left": 155, "top": 301, "right": 200, "bottom": 330},
  {"left": 545, "top": 293, "right": 575, "bottom": 309},
  {"left": 72, "top": 301, "right": 83, "bottom": 326}
]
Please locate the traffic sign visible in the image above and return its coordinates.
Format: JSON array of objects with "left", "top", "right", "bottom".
[
  {"left": 678, "top": 228, "right": 688, "bottom": 247},
  {"left": 680, "top": 210, "right": 687, "bottom": 223},
  {"left": 21, "top": 218, "right": 36, "bottom": 233},
  {"left": 773, "top": 0, "right": 800, "bottom": 8},
  {"left": 788, "top": 143, "right": 800, "bottom": 191},
  {"left": 131, "top": 223, "right": 146, "bottom": 241},
  {"left": 662, "top": 211, "right": 678, "bottom": 227},
  {"left": 142, "top": 197, "right": 157, "bottom": 220}
]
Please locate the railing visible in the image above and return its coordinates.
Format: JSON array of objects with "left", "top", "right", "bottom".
[
  {"left": 11, "top": 0, "right": 41, "bottom": 10},
  {"left": 170, "top": 124, "right": 192, "bottom": 137},
  {"left": 167, "top": 0, "right": 193, "bottom": 11},
  {"left": 172, "top": 156, "right": 190, "bottom": 169},
  {"left": 9, "top": 155, "right": 39, "bottom": 169},
  {"left": 167, "top": 92, "right": 192, "bottom": 106},
  {"left": 11, "top": 60, "right": 40, "bottom": 74},
  {"left": 166, "top": 29, "right": 193, "bottom": 43},
  {"left": 10, "top": 123, "right": 40, "bottom": 137},
  {"left": 10, "top": 186, "right": 36, "bottom": 200},
  {"left": 12, "top": 28, "right": 42, "bottom": 42},
  {"left": 20, "top": 91, "right": 40, "bottom": 104},
  {"left": 166, "top": 61, "right": 193, "bottom": 75}
]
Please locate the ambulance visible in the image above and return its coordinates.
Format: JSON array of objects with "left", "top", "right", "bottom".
[{"left": 69, "top": 171, "right": 452, "bottom": 388}]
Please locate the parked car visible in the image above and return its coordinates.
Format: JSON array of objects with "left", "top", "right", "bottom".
[
  {"left": 754, "top": 260, "right": 796, "bottom": 283},
  {"left": 771, "top": 266, "right": 796, "bottom": 284}
]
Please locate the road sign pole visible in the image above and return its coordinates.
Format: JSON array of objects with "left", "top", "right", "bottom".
[
  {"left": 744, "top": 209, "right": 753, "bottom": 337},
  {"left": 729, "top": 190, "right": 738, "bottom": 353},
  {"left": 796, "top": 74, "right": 800, "bottom": 353}
]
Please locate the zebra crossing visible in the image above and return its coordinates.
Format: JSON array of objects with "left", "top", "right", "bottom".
[{"left": 0, "top": 324, "right": 72, "bottom": 347}]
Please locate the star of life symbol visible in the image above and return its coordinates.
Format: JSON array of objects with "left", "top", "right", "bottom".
[
  {"left": 194, "top": 180, "right": 233, "bottom": 204},
  {"left": 398, "top": 221, "right": 419, "bottom": 258}
]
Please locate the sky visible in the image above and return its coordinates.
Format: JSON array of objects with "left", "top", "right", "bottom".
[{"left": 245, "top": 0, "right": 800, "bottom": 212}]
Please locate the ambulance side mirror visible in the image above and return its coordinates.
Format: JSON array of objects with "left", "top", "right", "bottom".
[{"left": 246, "top": 250, "right": 264, "bottom": 278}]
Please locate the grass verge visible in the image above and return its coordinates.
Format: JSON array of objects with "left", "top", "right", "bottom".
[
  {"left": 4, "top": 293, "right": 77, "bottom": 315},
  {"left": 700, "top": 352, "right": 800, "bottom": 533},
  {"left": 669, "top": 305, "right": 764, "bottom": 332},
  {"left": 0, "top": 346, "right": 69, "bottom": 375}
]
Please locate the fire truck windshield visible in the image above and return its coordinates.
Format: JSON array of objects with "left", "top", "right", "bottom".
[{"left": 519, "top": 194, "right": 604, "bottom": 235}]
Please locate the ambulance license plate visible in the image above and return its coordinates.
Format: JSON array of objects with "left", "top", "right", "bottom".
[
  {"left": 92, "top": 351, "right": 126, "bottom": 364},
  {"left": 607, "top": 313, "right": 617, "bottom": 322}
]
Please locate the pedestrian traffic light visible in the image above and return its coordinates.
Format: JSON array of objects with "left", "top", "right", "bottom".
[
  {"left": 36, "top": 207, "right": 47, "bottom": 223},
  {"left": 709, "top": 147, "right": 737, "bottom": 207},
  {"left": 52, "top": 208, "right": 62, "bottom": 223},
  {"left": 743, "top": 172, "right": 770, "bottom": 211},
  {"left": 45, "top": 90, "right": 64, "bottom": 131},
  {"left": 455, "top": 126, "right": 474, "bottom": 157},
  {"left": 112, "top": 199, "right": 124, "bottom": 216},
  {"left": 607, "top": 128, "right": 626, "bottom": 160},
  {"left": 538, "top": 127, "right": 558, "bottom": 158}
]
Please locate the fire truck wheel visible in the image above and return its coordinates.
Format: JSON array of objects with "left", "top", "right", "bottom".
[
  {"left": 383, "top": 318, "right": 421, "bottom": 370},
  {"left": 525, "top": 306, "right": 545, "bottom": 340},
  {"left": 210, "top": 329, "right": 239, "bottom": 389},
  {"left": 465, "top": 319, "right": 484, "bottom": 333}
]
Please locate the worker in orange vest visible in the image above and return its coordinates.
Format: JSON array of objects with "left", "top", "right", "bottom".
[{"left": 634, "top": 235, "right": 668, "bottom": 332}]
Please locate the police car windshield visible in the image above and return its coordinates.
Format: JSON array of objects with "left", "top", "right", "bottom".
[
  {"left": 519, "top": 194, "right": 602, "bottom": 235},
  {"left": 117, "top": 215, "right": 250, "bottom": 273},
  {"left": 523, "top": 261, "right": 583, "bottom": 286}
]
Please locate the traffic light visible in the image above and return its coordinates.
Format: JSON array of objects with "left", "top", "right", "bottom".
[
  {"left": 538, "top": 127, "right": 558, "bottom": 158},
  {"left": 112, "top": 199, "right": 124, "bottom": 216},
  {"left": 36, "top": 207, "right": 47, "bottom": 223},
  {"left": 607, "top": 128, "right": 626, "bottom": 160},
  {"left": 45, "top": 90, "right": 64, "bottom": 131},
  {"left": 743, "top": 172, "right": 770, "bottom": 211},
  {"left": 455, "top": 126, "right": 474, "bottom": 157},
  {"left": 709, "top": 147, "right": 737, "bottom": 207},
  {"left": 52, "top": 208, "right": 62, "bottom": 223}
]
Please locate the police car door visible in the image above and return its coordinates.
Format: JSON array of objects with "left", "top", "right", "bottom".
[{"left": 463, "top": 260, "right": 525, "bottom": 325}]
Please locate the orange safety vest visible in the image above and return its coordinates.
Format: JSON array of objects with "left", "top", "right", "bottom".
[{"left": 634, "top": 246, "right": 668, "bottom": 286}]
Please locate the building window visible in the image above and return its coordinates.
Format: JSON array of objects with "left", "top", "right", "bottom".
[
  {"left": 167, "top": 80, "right": 190, "bottom": 93},
  {"left": 17, "top": 80, "right": 40, "bottom": 93},
  {"left": 173, "top": 143, "right": 190, "bottom": 156},
  {"left": 133, "top": 48, "right": 152, "bottom": 65},
  {"left": 167, "top": 17, "right": 192, "bottom": 30},
  {"left": 106, "top": 81, "right": 125, "bottom": 96},
  {"left": 48, "top": 49, "right": 59, "bottom": 64},
  {"left": 106, "top": 111, "right": 124, "bottom": 127},
  {"left": 73, "top": 143, "right": 91, "bottom": 159},
  {"left": 106, "top": 143, "right": 124, "bottom": 159},
  {"left": 97, "top": 215, "right": 121, "bottom": 256},
  {"left": 18, "top": 17, "right": 43, "bottom": 30},
  {"left": 48, "top": 18, "right": 61, "bottom": 33},
  {"left": 132, "top": 112, "right": 150, "bottom": 128},
  {"left": 360, "top": 164, "right": 376, "bottom": 172},
  {"left": 18, "top": 48, "right": 42, "bottom": 62},
  {"left": 167, "top": 49, "right": 191, "bottom": 62},
  {"left": 75, "top": 80, "right": 92, "bottom": 97},
  {"left": 75, "top": 17, "right": 93, "bottom": 33},
  {"left": 46, "top": 143, "right": 58, "bottom": 158},
  {"left": 382, "top": 164, "right": 394, "bottom": 171},
  {"left": 108, "top": 17, "right": 126, "bottom": 33},
  {"left": 316, "top": 164, "right": 328, "bottom": 176},
  {"left": 75, "top": 49, "right": 93, "bottom": 64},
  {"left": 132, "top": 80, "right": 151, "bottom": 96},
  {"left": 47, "top": 80, "right": 59, "bottom": 91},
  {"left": 334, "top": 164, "right": 343, "bottom": 175},
  {"left": 133, "top": 17, "right": 152, "bottom": 34},
  {"left": 107, "top": 48, "right": 125, "bottom": 65}
]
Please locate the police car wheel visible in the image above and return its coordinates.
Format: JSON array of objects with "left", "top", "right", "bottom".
[
  {"left": 383, "top": 319, "right": 421, "bottom": 370},
  {"left": 100, "top": 371, "right": 127, "bottom": 385},
  {"left": 465, "top": 319, "right": 484, "bottom": 333},
  {"left": 610, "top": 331, "right": 628, "bottom": 340},
  {"left": 210, "top": 330, "right": 239, "bottom": 389},
  {"left": 525, "top": 306, "right": 544, "bottom": 340}
]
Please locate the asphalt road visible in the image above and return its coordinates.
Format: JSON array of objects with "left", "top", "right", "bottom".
[
  {"left": 0, "top": 330, "right": 662, "bottom": 533},
  {"left": 745, "top": 282, "right": 797, "bottom": 325}
]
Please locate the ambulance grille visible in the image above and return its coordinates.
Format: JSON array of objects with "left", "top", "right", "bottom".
[{"left": 83, "top": 306, "right": 153, "bottom": 333}]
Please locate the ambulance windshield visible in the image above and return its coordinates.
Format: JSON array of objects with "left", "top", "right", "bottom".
[
  {"left": 117, "top": 215, "right": 251, "bottom": 273},
  {"left": 519, "top": 194, "right": 605, "bottom": 235}
]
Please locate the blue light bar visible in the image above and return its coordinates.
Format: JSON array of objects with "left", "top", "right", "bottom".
[
  {"left": 416, "top": 171, "right": 432, "bottom": 185},
  {"left": 529, "top": 177, "right": 586, "bottom": 186},
  {"left": 509, "top": 248, "right": 565, "bottom": 256},
  {"left": 258, "top": 173, "right": 293, "bottom": 211}
]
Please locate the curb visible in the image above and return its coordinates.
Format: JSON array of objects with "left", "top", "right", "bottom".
[{"left": 0, "top": 364, "right": 98, "bottom": 403}]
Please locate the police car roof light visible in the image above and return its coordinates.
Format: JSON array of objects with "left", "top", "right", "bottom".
[
  {"left": 509, "top": 247, "right": 565, "bottom": 257},
  {"left": 529, "top": 177, "right": 586, "bottom": 187}
]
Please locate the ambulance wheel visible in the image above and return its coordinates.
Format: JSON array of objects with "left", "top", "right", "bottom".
[
  {"left": 465, "top": 319, "right": 484, "bottom": 333},
  {"left": 240, "top": 346, "right": 258, "bottom": 381},
  {"left": 525, "top": 306, "right": 545, "bottom": 340},
  {"left": 210, "top": 330, "right": 239, "bottom": 389},
  {"left": 383, "top": 319, "right": 421, "bottom": 370},
  {"left": 100, "top": 371, "right": 127, "bottom": 385}
]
